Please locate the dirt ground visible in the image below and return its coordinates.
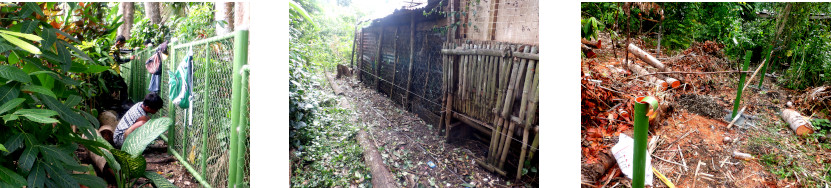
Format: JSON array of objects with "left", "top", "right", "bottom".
[
  {"left": 139, "top": 139, "right": 199, "bottom": 188},
  {"left": 333, "top": 75, "right": 530, "bottom": 187},
  {"left": 581, "top": 33, "right": 831, "bottom": 187}
]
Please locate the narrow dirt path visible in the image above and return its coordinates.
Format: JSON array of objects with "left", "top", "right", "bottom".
[{"left": 333, "top": 75, "right": 515, "bottom": 187}]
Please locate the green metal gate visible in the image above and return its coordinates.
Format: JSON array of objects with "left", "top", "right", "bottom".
[{"left": 127, "top": 29, "right": 250, "bottom": 188}]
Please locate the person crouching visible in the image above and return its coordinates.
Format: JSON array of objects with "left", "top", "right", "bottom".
[{"left": 113, "top": 92, "right": 164, "bottom": 148}]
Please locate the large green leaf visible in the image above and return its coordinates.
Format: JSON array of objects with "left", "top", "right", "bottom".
[
  {"left": 0, "top": 33, "right": 41, "bottom": 54},
  {"left": 19, "top": 20, "right": 39, "bottom": 34},
  {"left": 0, "top": 29, "right": 43, "bottom": 41},
  {"left": 0, "top": 83, "right": 21, "bottom": 104},
  {"left": 19, "top": 113, "right": 59, "bottom": 124},
  {"left": 38, "top": 145, "right": 78, "bottom": 166},
  {"left": 145, "top": 171, "right": 178, "bottom": 188},
  {"left": 0, "top": 166, "right": 26, "bottom": 186},
  {"left": 41, "top": 161, "right": 78, "bottom": 188},
  {"left": 84, "top": 64, "right": 109, "bottom": 73},
  {"left": 18, "top": 146, "right": 37, "bottom": 171},
  {"left": 122, "top": 118, "right": 172, "bottom": 157},
  {"left": 111, "top": 149, "right": 146, "bottom": 179},
  {"left": 21, "top": 85, "right": 55, "bottom": 98},
  {"left": 13, "top": 109, "right": 58, "bottom": 117},
  {"left": 62, "top": 40, "right": 92, "bottom": 62},
  {"left": 70, "top": 174, "right": 105, "bottom": 188},
  {"left": 0, "top": 144, "right": 5, "bottom": 153},
  {"left": 0, "top": 65, "right": 33, "bottom": 83},
  {"left": 80, "top": 110, "right": 99, "bottom": 129},
  {"left": 39, "top": 94, "right": 90, "bottom": 128},
  {"left": 0, "top": 98, "right": 25, "bottom": 115},
  {"left": 8, "top": 51, "right": 19, "bottom": 65},
  {"left": 24, "top": 2, "right": 43, "bottom": 17},
  {"left": 40, "top": 28, "right": 57, "bottom": 50},
  {"left": 27, "top": 162, "right": 46, "bottom": 188},
  {"left": 65, "top": 95, "right": 82, "bottom": 107},
  {"left": 57, "top": 42, "right": 72, "bottom": 72},
  {"left": 3, "top": 134, "right": 24, "bottom": 155}
]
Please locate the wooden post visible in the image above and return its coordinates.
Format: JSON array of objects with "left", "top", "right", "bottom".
[
  {"left": 350, "top": 22, "right": 359, "bottom": 69},
  {"left": 516, "top": 47, "right": 539, "bottom": 181},
  {"left": 375, "top": 22, "right": 384, "bottom": 91},
  {"left": 359, "top": 28, "right": 364, "bottom": 82},
  {"left": 405, "top": 15, "right": 416, "bottom": 109},
  {"left": 391, "top": 26, "right": 399, "bottom": 97},
  {"left": 440, "top": 42, "right": 447, "bottom": 133}
]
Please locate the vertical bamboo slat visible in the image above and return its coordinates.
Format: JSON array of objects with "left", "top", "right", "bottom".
[
  {"left": 497, "top": 46, "right": 529, "bottom": 169},
  {"left": 405, "top": 15, "right": 416, "bottom": 109},
  {"left": 515, "top": 46, "right": 539, "bottom": 180}
]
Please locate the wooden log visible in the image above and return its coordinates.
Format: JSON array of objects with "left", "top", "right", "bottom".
[
  {"left": 628, "top": 43, "right": 667, "bottom": 71},
  {"left": 476, "top": 158, "right": 507, "bottom": 176},
  {"left": 405, "top": 15, "right": 416, "bottom": 109},
  {"left": 375, "top": 23, "right": 384, "bottom": 91},
  {"left": 582, "top": 38, "right": 602, "bottom": 49},
  {"left": 453, "top": 112, "right": 492, "bottom": 135},
  {"left": 781, "top": 109, "right": 815, "bottom": 136},
  {"left": 325, "top": 71, "right": 343, "bottom": 95},
  {"left": 357, "top": 130, "right": 397, "bottom": 187},
  {"left": 582, "top": 44, "right": 596, "bottom": 59},
  {"left": 440, "top": 48, "right": 508, "bottom": 57},
  {"left": 516, "top": 47, "right": 539, "bottom": 181},
  {"left": 626, "top": 61, "right": 667, "bottom": 91},
  {"left": 499, "top": 46, "right": 535, "bottom": 170}
]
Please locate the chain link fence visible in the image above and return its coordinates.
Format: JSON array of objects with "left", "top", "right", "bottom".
[{"left": 127, "top": 30, "right": 249, "bottom": 188}]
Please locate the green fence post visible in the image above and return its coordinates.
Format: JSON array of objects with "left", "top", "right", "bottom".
[
  {"left": 633, "top": 96, "right": 657, "bottom": 188},
  {"left": 229, "top": 29, "right": 248, "bottom": 188},
  {"left": 201, "top": 44, "right": 213, "bottom": 177},
  {"left": 168, "top": 48, "right": 177, "bottom": 155},
  {"left": 236, "top": 66, "right": 249, "bottom": 185},
  {"left": 733, "top": 51, "right": 752, "bottom": 119}
]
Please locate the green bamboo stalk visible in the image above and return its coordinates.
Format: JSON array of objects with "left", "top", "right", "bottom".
[
  {"left": 733, "top": 51, "right": 752, "bottom": 119},
  {"left": 228, "top": 29, "right": 249, "bottom": 187},
  {"left": 170, "top": 147, "right": 213, "bottom": 188},
  {"left": 758, "top": 47, "right": 772, "bottom": 88},
  {"left": 201, "top": 45, "right": 213, "bottom": 176},
  {"left": 168, "top": 46, "right": 177, "bottom": 156},
  {"left": 632, "top": 96, "right": 656, "bottom": 188},
  {"left": 235, "top": 66, "right": 249, "bottom": 185}
]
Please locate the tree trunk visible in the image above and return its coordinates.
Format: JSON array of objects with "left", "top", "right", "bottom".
[
  {"left": 145, "top": 2, "right": 162, "bottom": 25},
  {"left": 234, "top": 2, "right": 250, "bottom": 29},
  {"left": 118, "top": 2, "right": 135, "bottom": 39},
  {"left": 215, "top": 2, "right": 235, "bottom": 35}
]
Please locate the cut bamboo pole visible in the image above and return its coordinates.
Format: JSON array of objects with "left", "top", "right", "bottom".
[
  {"left": 628, "top": 43, "right": 667, "bottom": 71},
  {"left": 733, "top": 51, "right": 751, "bottom": 119},
  {"left": 495, "top": 45, "right": 525, "bottom": 166},
  {"left": 440, "top": 42, "right": 447, "bottom": 133},
  {"left": 516, "top": 51, "right": 539, "bottom": 181},
  {"left": 488, "top": 45, "right": 513, "bottom": 165},
  {"left": 405, "top": 15, "right": 416, "bottom": 109},
  {"left": 499, "top": 46, "right": 534, "bottom": 170}
]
